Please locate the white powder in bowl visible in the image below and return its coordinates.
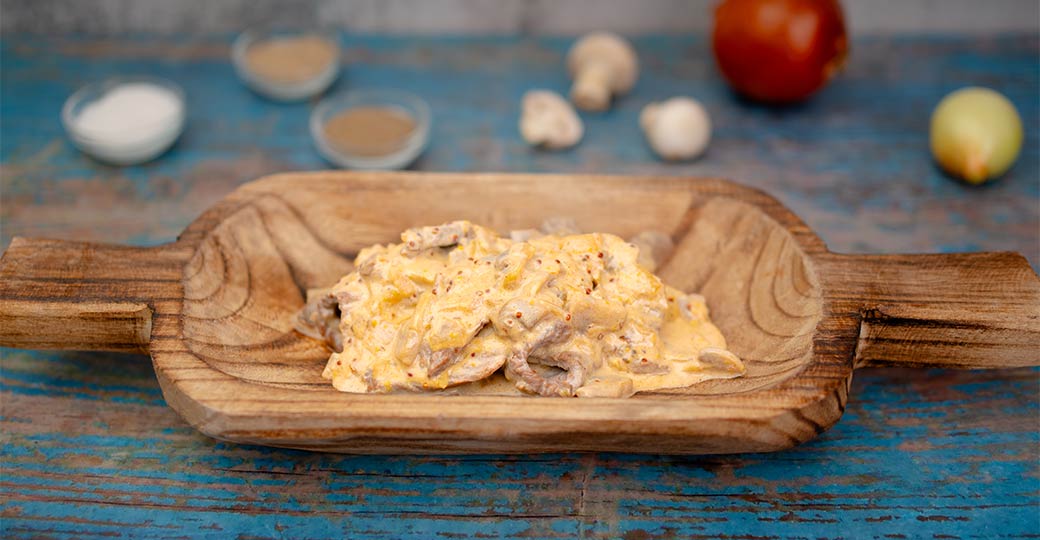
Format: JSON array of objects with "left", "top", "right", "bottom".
[{"left": 74, "top": 82, "right": 184, "bottom": 146}]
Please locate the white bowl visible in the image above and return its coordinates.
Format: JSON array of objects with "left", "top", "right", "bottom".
[
  {"left": 62, "top": 76, "right": 186, "bottom": 166},
  {"left": 310, "top": 89, "right": 431, "bottom": 170},
  {"left": 232, "top": 28, "right": 340, "bottom": 102}
]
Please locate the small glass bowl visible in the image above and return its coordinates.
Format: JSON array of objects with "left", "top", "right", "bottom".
[
  {"left": 310, "top": 89, "right": 431, "bottom": 170},
  {"left": 232, "top": 28, "right": 340, "bottom": 102},
  {"left": 61, "top": 76, "right": 186, "bottom": 166}
]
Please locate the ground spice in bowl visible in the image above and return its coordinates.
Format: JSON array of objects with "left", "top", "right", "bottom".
[
  {"left": 245, "top": 35, "right": 338, "bottom": 83},
  {"left": 323, "top": 107, "right": 418, "bottom": 157},
  {"left": 310, "top": 89, "right": 430, "bottom": 169},
  {"left": 233, "top": 30, "right": 340, "bottom": 101}
]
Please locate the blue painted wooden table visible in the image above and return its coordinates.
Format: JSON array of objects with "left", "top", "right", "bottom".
[{"left": 1, "top": 34, "right": 1038, "bottom": 539}]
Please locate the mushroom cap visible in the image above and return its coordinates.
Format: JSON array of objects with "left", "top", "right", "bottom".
[
  {"left": 519, "top": 90, "right": 584, "bottom": 150},
  {"left": 566, "top": 32, "right": 639, "bottom": 93},
  {"left": 640, "top": 97, "right": 712, "bottom": 161}
]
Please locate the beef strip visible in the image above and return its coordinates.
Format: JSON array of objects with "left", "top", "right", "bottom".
[
  {"left": 401, "top": 221, "right": 474, "bottom": 253},
  {"left": 503, "top": 320, "right": 592, "bottom": 397},
  {"left": 294, "top": 290, "right": 344, "bottom": 352}
]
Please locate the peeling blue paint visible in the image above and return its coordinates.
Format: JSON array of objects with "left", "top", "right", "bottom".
[{"left": 1, "top": 32, "right": 1039, "bottom": 539}]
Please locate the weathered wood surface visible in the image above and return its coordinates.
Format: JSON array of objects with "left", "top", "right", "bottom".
[
  {"left": 1, "top": 34, "right": 1038, "bottom": 538},
  {"left": 2, "top": 349, "right": 1037, "bottom": 539}
]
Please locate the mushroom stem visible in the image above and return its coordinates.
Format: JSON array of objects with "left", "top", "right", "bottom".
[
  {"left": 571, "top": 61, "right": 613, "bottom": 111},
  {"left": 566, "top": 32, "right": 639, "bottom": 112}
]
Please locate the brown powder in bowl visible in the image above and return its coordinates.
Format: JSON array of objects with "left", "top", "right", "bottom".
[
  {"left": 245, "top": 35, "right": 338, "bottom": 83},
  {"left": 323, "top": 107, "right": 417, "bottom": 157}
]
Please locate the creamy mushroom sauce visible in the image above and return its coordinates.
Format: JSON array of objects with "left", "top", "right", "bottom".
[{"left": 297, "top": 220, "right": 744, "bottom": 398}]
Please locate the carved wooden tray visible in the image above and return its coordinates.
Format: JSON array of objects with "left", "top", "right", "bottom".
[{"left": 1, "top": 172, "right": 1037, "bottom": 454}]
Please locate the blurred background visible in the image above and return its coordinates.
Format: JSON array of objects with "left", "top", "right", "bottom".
[
  {"left": 3, "top": 0, "right": 1039, "bottom": 35},
  {"left": 2, "top": 0, "right": 1037, "bottom": 265}
]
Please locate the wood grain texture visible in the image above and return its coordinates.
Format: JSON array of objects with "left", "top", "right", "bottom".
[
  {"left": 1, "top": 33, "right": 1038, "bottom": 539},
  {"left": 838, "top": 252, "right": 1040, "bottom": 368},
  {"left": 0, "top": 238, "right": 187, "bottom": 353},
  {"left": 1, "top": 171, "right": 1037, "bottom": 456},
  {"left": 167, "top": 172, "right": 839, "bottom": 455}
]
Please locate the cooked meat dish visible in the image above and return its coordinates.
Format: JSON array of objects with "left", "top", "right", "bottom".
[{"left": 296, "top": 220, "right": 744, "bottom": 397}]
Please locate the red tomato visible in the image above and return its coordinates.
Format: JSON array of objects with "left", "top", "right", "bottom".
[{"left": 712, "top": 0, "right": 848, "bottom": 103}]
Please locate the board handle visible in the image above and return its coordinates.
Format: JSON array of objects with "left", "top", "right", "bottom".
[
  {"left": 825, "top": 252, "right": 1040, "bottom": 369},
  {"left": 0, "top": 237, "right": 186, "bottom": 353}
]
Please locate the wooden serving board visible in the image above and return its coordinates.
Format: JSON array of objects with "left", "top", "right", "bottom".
[{"left": 1, "top": 172, "right": 1037, "bottom": 454}]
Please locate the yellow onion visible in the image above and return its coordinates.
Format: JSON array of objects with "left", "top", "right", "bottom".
[{"left": 930, "top": 87, "right": 1023, "bottom": 184}]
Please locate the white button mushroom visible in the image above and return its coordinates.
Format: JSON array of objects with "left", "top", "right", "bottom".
[
  {"left": 566, "top": 32, "right": 639, "bottom": 112},
  {"left": 519, "top": 90, "right": 584, "bottom": 150},
  {"left": 640, "top": 97, "right": 712, "bottom": 161}
]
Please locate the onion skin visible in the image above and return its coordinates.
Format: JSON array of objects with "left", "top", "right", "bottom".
[
  {"left": 712, "top": 0, "right": 848, "bottom": 104},
  {"left": 930, "top": 87, "right": 1023, "bottom": 185}
]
